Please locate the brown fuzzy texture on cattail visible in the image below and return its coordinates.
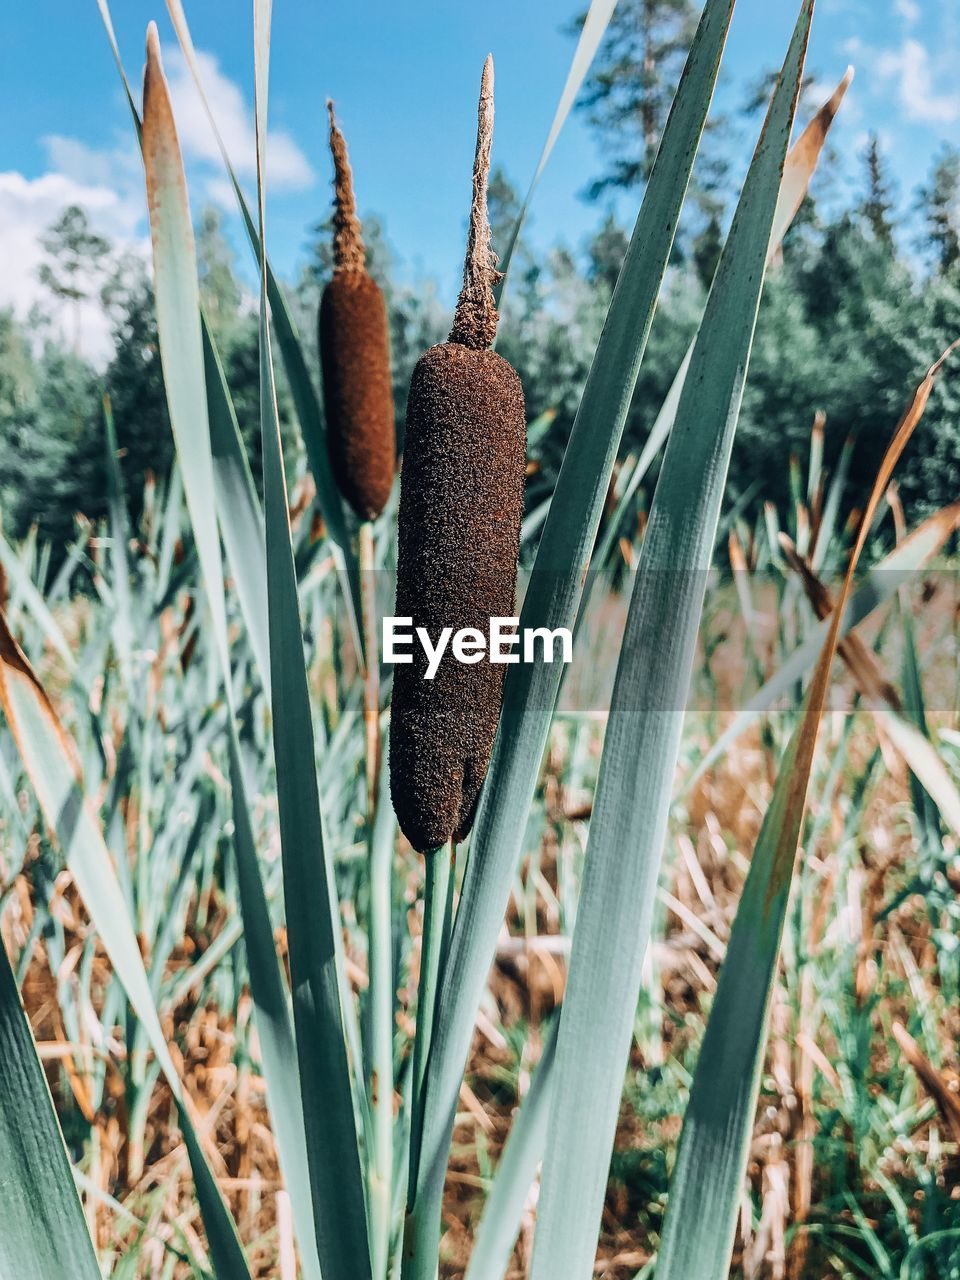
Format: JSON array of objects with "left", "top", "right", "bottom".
[
  {"left": 319, "top": 101, "right": 395, "bottom": 521},
  {"left": 389, "top": 55, "right": 526, "bottom": 853}
]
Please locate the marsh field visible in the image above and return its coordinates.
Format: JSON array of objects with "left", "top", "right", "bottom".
[{"left": 1, "top": 1, "right": 959, "bottom": 1278}]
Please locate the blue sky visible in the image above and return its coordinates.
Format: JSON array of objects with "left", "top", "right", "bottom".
[{"left": 1, "top": 0, "right": 958, "bottom": 360}]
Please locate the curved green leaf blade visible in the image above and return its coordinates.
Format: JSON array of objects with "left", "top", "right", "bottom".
[
  {"left": 404, "top": 2, "right": 736, "bottom": 1269},
  {"left": 141, "top": 28, "right": 320, "bottom": 1278},
  {"left": 94, "top": 1, "right": 272, "bottom": 695},
  {"left": 164, "top": 0, "right": 364, "bottom": 661},
  {"left": 0, "top": 939, "right": 101, "bottom": 1280},
  {"left": 529, "top": 8, "right": 814, "bottom": 1276},
  {"left": 252, "top": 6, "right": 371, "bottom": 1274},
  {"left": 464, "top": 1021, "right": 558, "bottom": 1280},
  {"left": 202, "top": 319, "right": 271, "bottom": 690}
]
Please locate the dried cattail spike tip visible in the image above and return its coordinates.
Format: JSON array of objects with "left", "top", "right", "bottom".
[
  {"left": 319, "top": 102, "right": 396, "bottom": 522},
  {"left": 390, "top": 55, "right": 526, "bottom": 853}
]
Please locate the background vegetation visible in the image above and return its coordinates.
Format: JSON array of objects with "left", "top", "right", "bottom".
[{"left": 0, "top": 3, "right": 958, "bottom": 1279}]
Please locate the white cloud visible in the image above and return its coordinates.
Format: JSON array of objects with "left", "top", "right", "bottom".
[
  {"left": 1, "top": 41, "right": 310, "bottom": 364},
  {"left": 43, "top": 134, "right": 141, "bottom": 194},
  {"left": 163, "top": 44, "right": 314, "bottom": 192},
  {"left": 204, "top": 175, "right": 239, "bottom": 209},
  {"left": 895, "top": 0, "right": 921, "bottom": 25},
  {"left": 0, "top": 169, "right": 145, "bottom": 364},
  {"left": 877, "top": 39, "right": 960, "bottom": 125}
]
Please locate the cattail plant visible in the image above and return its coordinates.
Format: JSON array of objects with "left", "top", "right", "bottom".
[
  {"left": 389, "top": 55, "right": 526, "bottom": 857},
  {"left": 319, "top": 101, "right": 395, "bottom": 523},
  {"left": 320, "top": 102, "right": 396, "bottom": 812}
]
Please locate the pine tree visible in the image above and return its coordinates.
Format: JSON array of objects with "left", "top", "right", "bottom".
[
  {"left": 918, "top": 145, "right": 960, "bottom": 273},
  {"left": 103, "top": 265, "right": 173, "bottom": 508},
  {"left": 587, "top": 212, "right": 630, "bottom": 293},
  {"left": 575, "top": 0, "right": 701, "bottom": 197},
  {"left": 197, "top": 206, "right": 242, "bottom": 341},
  {"left": 36, "top": 205, "right": 112, "bottom": 354},
  {"left": 692, "top": 212, "right": 723, "bottom": 288},
  {"left": 860, "top": 133, "right": 896, "bottom": 250}
]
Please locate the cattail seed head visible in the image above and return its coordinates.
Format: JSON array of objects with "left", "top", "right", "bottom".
[
  {"left": 390, "top": 55, "right": 526, "bottom": 853},
  {"left": 319, "top": 101, "right": 395, "bottom": 521}
]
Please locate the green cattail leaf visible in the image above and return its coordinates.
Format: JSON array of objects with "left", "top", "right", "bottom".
[
  {"left": 657, "top": 697, "right": 815, "bottom": 1280},
  {"left": 252, "top": 5, "right": 371, "bottom": 1275},
  {"left": 142, "top": 21, "right": 229, "bottom": 674},
  {"left": 688, "top": 501, "right": 960, "bottom": 788},
  {"left": 0, "top": 938, "right": 101, "bottom": 1280},
  {"left": 879, "top": 709, "right": 960, "bottom": 837},
  {"left": 141, "top": 28, "right": 322, "bottom": 1279},
  {"left": 95, "top": 0, "right": 271, "bottom": 695},
  {"left": 899, "top": 600, "right": 944, "bottom": 848},
  {"left": 810, "top": 429, "right": 855, "bottom": 570},
  {"left": 464, "top": 1020, "right": 558, "bottom": 1280},
  {"left": 202, "top": 319, "right": 271, "bottom": 691},
  {"left": 529, "top": 7, "right": 814, "bottom": 1276},
  {"left": 102, "top": 396, "right": 135, "bottom": 681},
  {"left": 164, "top": 0, "right": 365, "bottom": 663},
  {"left": 0, "top": 610, "right": 249, "bottom": 1280},
  {"left": 656, "top": 336, "right": 958, "bottom": 1280},
  {"left": 403, "top": 2, "right": 736, "bottom": 1270}
]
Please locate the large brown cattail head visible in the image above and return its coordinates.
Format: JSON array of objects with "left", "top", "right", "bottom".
[
  {"left": 319, "top": 102, "right": 395, "bottom": 521},
  {"left": 390, "top": 55, "right": 526, "bottom": 853}
]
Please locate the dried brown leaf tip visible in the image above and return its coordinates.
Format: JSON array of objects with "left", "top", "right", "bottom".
[
  {"left": 327, "top": 99, "right": 365, "bottom": 274},
  {"left": 319, "top": 101, "right": 396, "bottom": 521},
  {"left": 389, "top": 55, "right": 526, "bottom": 853},
  {"left": 449, "top": 55, "right": 502, "bottom": 351}
]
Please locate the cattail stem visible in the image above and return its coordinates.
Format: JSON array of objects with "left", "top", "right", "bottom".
[
  {"left": 367, "top": 751, "right": 395, "bottom": 1280},
  {"left": 359, "top": 520, "right": 381, "bottom": 817},
  {"left": 406, "top": 844, "right": 454, "bottom": 1221},
  {"left": 327, "top": 99, "right": 365, "bottom": 273},
  {"left": 449, "top": 55, "right": 501, "bottom": 351}
]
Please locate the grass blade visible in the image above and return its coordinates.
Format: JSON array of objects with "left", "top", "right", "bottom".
[
  {"left": 529, "top": 9, "right": 814, "bottom": 1275},
  {"left": 404, "top": 3, "right": 736, "bottom": 1269},
  {"left": 252, "top": 6, "right": 372, "bottom": 1274},
  {"left": 0, "top": 937, "right": 101, "bottom": 1280},
  {"left": 655, "top": 340, "right": 958, "bottom": 1280}
]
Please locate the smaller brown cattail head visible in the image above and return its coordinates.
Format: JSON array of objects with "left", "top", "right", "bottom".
[{"left": 319, "top": 102, "right": 396, "bottom": 522}]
